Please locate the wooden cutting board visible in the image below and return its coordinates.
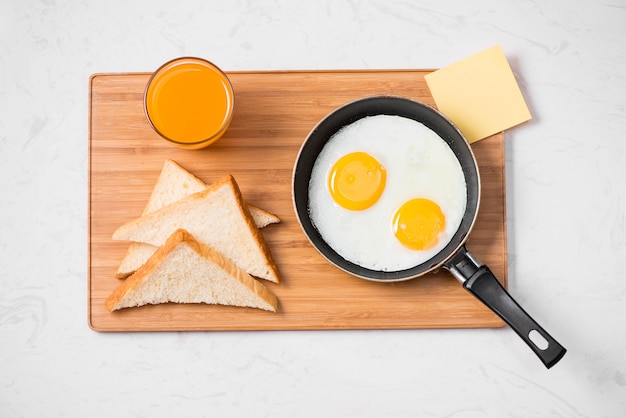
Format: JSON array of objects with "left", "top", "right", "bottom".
[{"left": 88, "top": 69, "right": 507, "bottom": 332}]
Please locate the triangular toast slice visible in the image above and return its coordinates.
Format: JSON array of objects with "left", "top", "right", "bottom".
[
  {"left": 113, "top": 175, "right": 280, "bottom": 283},
  {"left": 106, "top": 229, "right": 278, "bottom": 312},
  {"left": 116, "top": 159, "right": 279, "bottom": 279}
]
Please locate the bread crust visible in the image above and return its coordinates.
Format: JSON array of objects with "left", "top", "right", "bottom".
[
  {"left": 106, "top": 229, "right": 278, "bottom": 312},
  {"left": 226, "top": 175, "right": 281, "bottom": 283}
]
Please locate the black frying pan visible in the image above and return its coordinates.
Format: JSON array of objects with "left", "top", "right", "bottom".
[{"left": 292, "top": 96, "right": 566, "bottom": 368}]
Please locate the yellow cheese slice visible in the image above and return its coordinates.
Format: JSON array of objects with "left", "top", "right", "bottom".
[{"left": 424, "top": 45, "right": 532, "bottom": 143}]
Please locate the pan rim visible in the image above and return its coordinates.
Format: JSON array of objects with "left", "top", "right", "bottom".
[{"left": 292, "top": 95, "right": 481, "bottom": 282}]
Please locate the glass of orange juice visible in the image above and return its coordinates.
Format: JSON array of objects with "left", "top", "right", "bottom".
[{"left": 144, "top": 57, "right": 234, "bottom": 149}]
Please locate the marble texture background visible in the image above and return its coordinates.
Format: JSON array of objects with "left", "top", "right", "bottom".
[{"left": 1, "top": 0, "right": 625, "bottom": 416}]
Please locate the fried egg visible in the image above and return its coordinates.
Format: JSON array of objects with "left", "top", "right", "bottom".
[{"left": 308, "top": 114, "right": 467, "bottom": 272}]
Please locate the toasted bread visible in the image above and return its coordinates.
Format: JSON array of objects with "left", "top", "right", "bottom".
[
  {"left": 106, "top": 229, "right": 278, "bottom": 312},
  {"left": 116, "top": 160, "right": 279, "bottom": 279},
  {"left": 113, "top": 175, "right": 280, "bottom": 283}
]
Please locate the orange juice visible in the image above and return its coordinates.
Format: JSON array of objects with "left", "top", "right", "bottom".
[{"left": 144, "top": 57, "right": 234, "bottom": 149}]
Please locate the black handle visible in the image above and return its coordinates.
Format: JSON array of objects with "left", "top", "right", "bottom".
[{"left": 445, "top": 246, "right": 566, "bottom": 369}]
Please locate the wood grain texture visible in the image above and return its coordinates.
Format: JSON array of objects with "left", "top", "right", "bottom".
[{"left": 88, "top": 70, "right": 507, "bottom": 332}]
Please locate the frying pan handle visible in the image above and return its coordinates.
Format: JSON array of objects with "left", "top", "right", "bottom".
[{"left": 445, "top": 246, "right": 566, "bottom": 369}]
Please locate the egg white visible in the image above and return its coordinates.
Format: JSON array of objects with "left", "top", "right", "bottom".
[{"left": 308, "top": 114, "right": 467, "bottom": 272}]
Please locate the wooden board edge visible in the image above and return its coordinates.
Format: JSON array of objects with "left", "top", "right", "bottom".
[
  {"left": 89, "top": 317, "right": 507, "bottom": 333},
  {"left": 87, "top": 74, "right": 98, "bottom": 331},
  {"left": 87, "top": 68, "right": 438, "bottom": 79},
  {"left": 500, "top": 133, "right": 509, "bottom": 289}
]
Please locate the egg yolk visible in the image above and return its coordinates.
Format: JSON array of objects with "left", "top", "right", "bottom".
[
  {"left": 328, "top": 152, "right": 386, "bottom": 211},
  {"left": 392, "top": 198, "right": 446, "bottom": 251}
]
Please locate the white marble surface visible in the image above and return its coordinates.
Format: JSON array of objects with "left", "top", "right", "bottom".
[{"left": 1, "top": 0, "right": 625, "bottom": 416}]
